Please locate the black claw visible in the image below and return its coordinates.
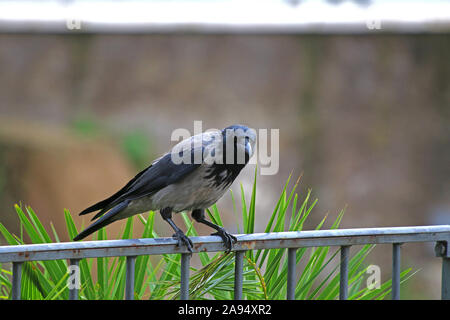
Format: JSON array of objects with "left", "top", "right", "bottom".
[
  {"left": 211, "top": 228, "right": 237, "bottom": 252},
  {"left": 172, "top": 230, "right": 193, "bottom": 253}
]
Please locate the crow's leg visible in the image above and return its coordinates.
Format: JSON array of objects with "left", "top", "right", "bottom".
[
  {"left": 191, "top": 209, "right": 237, "bottom": 252},
  {"left": 160, "top": 207, "right": 193, "bottom": 252}
]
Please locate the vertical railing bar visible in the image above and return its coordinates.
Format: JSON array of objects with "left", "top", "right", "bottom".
[
  {"left": 125, "top": 256, "right": 136, "bottom": 300},
  {"left": 287, "top": 248, "right": 297, "bottom": 300},
  {"left": 11, "top": 262, "right": 23, "bottom": 300},
  {"left": 68, "top": 259, "right": 80, "bottom": 300},
  {"left": 442, "top": 257, "right": 450, "bottom": 300},
  {"left": 339, "top": 245, "right": 350, "bottom": 300},
  {"left": 180, "top": 253, "right": 190, "bottom": 300},
  {"left": 234, "top": 251, "right": 245, "bottom": 300},
  {"left": 435, "top": 240, "right": 450, "bottom": 300},
  {"left": 392, "top": 243, "right": 401, "bottom": 300}
]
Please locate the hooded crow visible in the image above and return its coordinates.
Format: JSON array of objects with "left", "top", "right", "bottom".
[{"left": 73, "top": 124, "right": 257, "bottom": 252}]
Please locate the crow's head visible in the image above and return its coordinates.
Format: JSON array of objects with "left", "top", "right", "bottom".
[{"left": 222, "top": 124, "right": 256, "bottom": 165}]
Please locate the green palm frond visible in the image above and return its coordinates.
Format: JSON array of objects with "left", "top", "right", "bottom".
[{"left": 0, "top": 169, "right": 413, "bottom": 300}]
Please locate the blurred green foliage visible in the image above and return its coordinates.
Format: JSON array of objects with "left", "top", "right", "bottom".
[
  {"left": 120, "top": 130, "right": 153, "bottom": 170},
  {"left": 71, "top": 113, "right": 153, "bottom": 170},
  {"left": 71, "top": 114, "right": 100, "bottom": 138}
]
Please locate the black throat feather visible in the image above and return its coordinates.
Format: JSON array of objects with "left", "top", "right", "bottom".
[{"left": 204, "top": 138, "right": 250, "bottom": 189}]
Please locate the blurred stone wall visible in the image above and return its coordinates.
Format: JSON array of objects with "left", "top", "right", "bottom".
[{"left": 0, "top": 34, "right": 448, "bottom": 298}]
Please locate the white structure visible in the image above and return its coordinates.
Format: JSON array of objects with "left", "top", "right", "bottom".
[{"left": 0, "top": 0, "right": 449, "bottom": 33}]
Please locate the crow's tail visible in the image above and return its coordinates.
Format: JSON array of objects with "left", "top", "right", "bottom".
[{"left": 73, "top": 201, "right": 129, "bottom": 241}]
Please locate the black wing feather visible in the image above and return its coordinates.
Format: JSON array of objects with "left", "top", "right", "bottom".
[
  {"left": 73, "top": 200, "right": 130, "bottom": 241},
  {"left": 79, "top": 167, "right": 148, "bottom": 216},
  {"left": 79, "top": 149, "right": 201, "bottom": 220},
  {"left": 109, "top": 152, "right": 200, "bottom": 204}
]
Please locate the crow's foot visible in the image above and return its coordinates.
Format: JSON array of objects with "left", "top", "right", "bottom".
[
  {"left": 172, "top": 230, "right": 193, "bottom": 253},
  {"left": 211, "top": 228, "right": 237, "bottom": 252}
]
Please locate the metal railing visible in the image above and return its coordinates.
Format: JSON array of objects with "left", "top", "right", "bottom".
[{"left": 1, "top": 225, "right": 450, "bottom": 300}]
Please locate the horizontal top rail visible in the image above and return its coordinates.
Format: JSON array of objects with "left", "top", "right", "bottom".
[{"left": 1, "top": 225, "right": 449, "bottom": 263}]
